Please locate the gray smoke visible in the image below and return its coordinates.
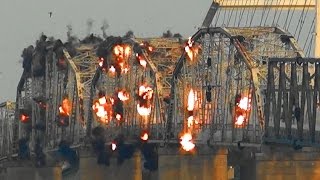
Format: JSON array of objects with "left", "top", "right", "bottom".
[
  {"left": 87, "top": 18, "right": 94, "bottom": 35},
  {"left": 66, "top": 24, "right": 79, "bottom": 46},
  {"left": 162, "top": 30, "right": 173, "bottom": 38},
  {"left": 123, "top": 30, "right": 134, "bottom": 39},
  {"left": 67, "top": 24, "right": 73, "bottom": 41},
  {"left": 101, "top": 19, "right": 109, "bottom": 39}
]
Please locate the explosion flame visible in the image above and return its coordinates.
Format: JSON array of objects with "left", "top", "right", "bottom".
[
  {"left": 136, "top": 84, "right": 153, "bottom": 116},
  {"left": 184, "top": 37, "right": 199, "bottom": 61},
  {"left": 180, "top": 133, "right": 195, "bottom": 152},
  {"left": 234, "top": 92, "right": 252, "bottom": 127},
  {"left": 59, "top": 98, "right": 72, "bottom": 117}
]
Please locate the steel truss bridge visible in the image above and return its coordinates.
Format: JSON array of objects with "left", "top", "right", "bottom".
[{"left": 1, "top": 0, "right": 320, "bottom": 169}]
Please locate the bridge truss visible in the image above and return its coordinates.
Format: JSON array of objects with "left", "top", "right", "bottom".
[
  {"left": 1, "top": 0, "right": 320, "bottom": 164},
  {"left": 88, "top": 37, "right": 183, "bottom": 142},
  {"left": 165, "top": 26, "right": 308, "bottom": 148},
  {"left": 0, "top": 102, "right": 15, "bottom": 159}
]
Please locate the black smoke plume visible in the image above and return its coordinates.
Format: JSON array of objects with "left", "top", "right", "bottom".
[
  {"left": 101, "top": 19, "right": 109, "bottom": 39},
  {"left": 173, "top": 33, "right": 182, "bottom": 38},
  {"left": 32, "top": 34, "right": 49, "bottom": 77},
  {"left": 123, "top": 30, "right": 134, "bottom": 39},
  {"left": 53, "top": 40, "right": 64, "bottom": 59},
  {"left": 64, "top": 41, "right": 77, "bottom": 57},
  {"left": 21, "top": 45, "right": 34, "bottom": 72},
  {"left": 81, "top": 34, "right": 103, "bottom": 44},
  {"left": 162, "top": 30, "right": 173, "bottom": 38},
  {"left": 87, "top": 18, "right": 94, "bottom": 35}
]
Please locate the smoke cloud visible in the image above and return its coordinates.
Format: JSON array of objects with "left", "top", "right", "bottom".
[
  {"left": 123, "top": 30, "right": 134, "bottom": 39},
  {"left": 101, "top": 19, "right": 109, "bottom": 39},
  {"left": 87, "top": 18, "right": 94, "bottom": 35}
]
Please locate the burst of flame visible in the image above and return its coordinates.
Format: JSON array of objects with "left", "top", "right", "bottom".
[
  {"left": 187, "top": 116, "right": 194, "bottom": 128},
  {"left": 92, "top": 96, "right": 113, "bottom": 123},
  {"left": 180, "top": 133, "right": 195, "bottom": 152},
  {"left": 184, "top": 37, "right": 199, "bottom": 61},
  {"left": 59, "top": 98, "right": 72, "bottom": 116},
  {"left": 238, "top": 97, "right": 251, "bottom": 111},
  {"left": 98, "top": 97, "right": 107, "bottom": 104},
  {"left": 138, "top": 85, "right": 153, "bottom": 100},
  {"left": 136, "top": 84, "right": 153, "bottom": 116},
  {"left": 124, "top": 46, "right": 131, "bottom": 57},
  {"left": 136, "top": 53, "right": 147, "bottom": 68},
  {"left": 20, "top": 114, "right": 29, "bottom": 123},
  {"left": 139, "top": 59, "right": 147, "bottom": 68},
  {"left": 148, "top": 46, "right": 154, "bottom": 52},
  {"left": 118, "top": 90, "right": 130, "bottom": 101},
  {"left": 187, "top": 89, "right": 195, "bottom": 111},
  {"left": 235, "top": 115, "right": 245, "bottom": 126},
  {"left": 110, "top": 97, "right": 115, "bottom": 105},
  {"left": 137, "top": 104, "right": 152, "bottom": 116},
  {"left": 113, "top": 45, "right": 123, "bottom": 57},
  {"left": 113, "top": 44, "right": 131, "bottom": 74},
  {"left": 109, "top": 66, "right": 116, "bottom": 74},
  {"left": 140, "top": 132, "right": 149, "bottom": 141},
  {"left": 122, "top": 67, "right": 129, "bottom": 74},
  {"left": 234, "top": 93, "right": 252, "bottom": 128},
  {"left": 99, "top": 57, "right": 104, "bottom": 67},
  {"left": 140, "top": 42, "right": 154, "bottom": 53},
  {"left": 116, "top": 114, "right": 121, "bottom": 121},
  {"left": 111, "top": 142, "right": 117, "bottom": 151}
]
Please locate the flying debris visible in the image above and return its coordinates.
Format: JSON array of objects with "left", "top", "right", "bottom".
[{"left": 49, "top": 12, "right": 52, "bottom": 18}]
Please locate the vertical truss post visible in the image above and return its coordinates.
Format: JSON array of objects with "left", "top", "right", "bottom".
[{"left": 316, "top": 0, "right": 320, "bottom": 57}]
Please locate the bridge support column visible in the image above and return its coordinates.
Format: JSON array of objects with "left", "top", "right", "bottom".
[
  {"left": 157, "top": 146, "right": 228, "bottom": 180},
  {"left": 75, "top": 151, "right": 142, "bottom": 180},
  {"left": 256, "top": 148, "right": 320, "bottom": 180},
  {"left": 0, "top": 165, "right": 61, "bottom": 180},
  {"left": 212, "top": 148, "right": 228, "bottom": 180}
]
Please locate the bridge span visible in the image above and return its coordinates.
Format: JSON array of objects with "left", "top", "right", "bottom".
[{"left": 1, "top": 0, "right": 320, "bottom": 179}]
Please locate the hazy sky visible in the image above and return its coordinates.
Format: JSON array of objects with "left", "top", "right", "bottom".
[
  {"left": 0, "top": 0, "right": 315, "bottom": 102},
  {"left": 0, "top": 0, "right": 210, "bottom": 102}
]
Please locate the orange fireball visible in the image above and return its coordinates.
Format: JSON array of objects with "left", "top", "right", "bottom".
[
  {"left": 180, "top": 133, "right": 195, "bottom": 152},
  {"left": 59, "top": 98, "right": 72, "bottom": 116}
]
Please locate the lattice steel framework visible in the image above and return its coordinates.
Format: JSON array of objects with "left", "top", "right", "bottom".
[
  {"left": 265, "top": 57, "right": 320, "bottom": 146},
  {"left": 0, "top": 102, "right": 15, "bottom": 158},
  {"left": 12, "top": 39, "right": 100, "bottom": 155},
  {"left": 88, "top": 37, "right": 183, "bottom": 141},
  {"left": 166, "top": 27, "right": 302, "bottom": 146}
]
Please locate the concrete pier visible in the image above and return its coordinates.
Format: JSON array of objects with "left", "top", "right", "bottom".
[
  {"left": 0, "top": 166, "right": 61, "bottom": 180},
  {"left": 254, "top": 149, "right": 320, "bottom": 180},
  {"left": 64, "top": 151, "right": 142, "bottom": 180},
  {"left": 2, "top": 147, "right": 320, "bottom": 180},
  {"left": 157, "top": 147, "right": 228, "bottom": 180}
]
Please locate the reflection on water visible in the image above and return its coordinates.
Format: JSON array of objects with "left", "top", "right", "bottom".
[{"left": 3, "top": 167, "right": 62, "bottom": 180}]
